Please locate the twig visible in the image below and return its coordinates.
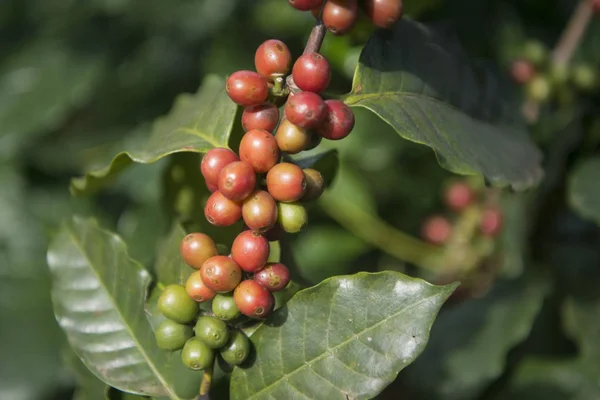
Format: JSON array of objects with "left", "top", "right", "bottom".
[{"left": 198, "top": 365, "right": 213, "bottom": 399}]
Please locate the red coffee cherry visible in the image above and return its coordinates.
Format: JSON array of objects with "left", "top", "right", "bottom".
[
  {"left": 284, "top": 91, "right": 326, "bottom": 129},
  {"left": 292, "top": 53, "right": 331, "bottom": 93},
  {"left": 239, "top": 129, "right": 280, "bottom": 173},
  {"left": 316, "top": 99, "right": 355, "bottom": 140},
  {"left": 200, "top": 256, "right": 243, "bottom": 293},
  {"left": 241, "top": 103, "right": 280, "bottom": 132},
  {"left": 266, "top": 163, "right": 307, "bottom": 202},
  {"left": 226, "top": 70, "right": 269, "bottom": 107},
  {"left": 201, "top": 148, "right": 239, "bottom": 192},
  {"left": 510, "top": 59, "right": 536, "bottom": 85},
  {"left": 444, "top": 181, "right": 475, "bottom": 212},
  {"left": 302, "top": 168, "right": 325, "bottom": 201},
  {"left": 591, "top": 0, "right": 600, "bottom": 14},
  {"left": 322, "top": 0, "right": 358, "bottom": 35},
  {"left": 480, "top": 207, "right": 503, "bottom": 236},
  {"left": 254, "top": 263, "right": 291, "bottom": 292},
  {"left": 180, "top": 233, "right": 219, "bottom": 269},
  {"left": 364, "top": 0, "right": 403, "bottom": 29},
  {"left": 274, "top": 119, "right": 311, "bottom": 154},
  {"left": 254, "top": 39, "right": 292, "bottom": 81},
  {"left": 421, "top": 215, "right": 452, "bottom": 245},
  {"left": 204, "top": 191, "right": 242, "bottom": 227},
  {"left": 288, "top": 0, "right": 323, "bottom": 11},
  {"left": 185, "top": 270, "right": 217, "bottom": 302},
  {"left": 218, "top": 161, "right": 256, "bottom": 201},
  {"left": 242, "top": 190, "right": 278, "bottom": 233},
  {"left": 233, "top": 280, "right": 275, "bottom": 319},
  {"left": 231, "top": 230, "right": 270, "bottom": 273}
]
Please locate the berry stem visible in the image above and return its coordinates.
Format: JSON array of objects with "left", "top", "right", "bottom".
[{"left": 198, "top": 364, "right": 214, "bottom": 398}]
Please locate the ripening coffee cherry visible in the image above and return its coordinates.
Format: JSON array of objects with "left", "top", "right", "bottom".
[
  {"left": 284, "top": 91, "right": 326, "bottom": 129},
  {"left": 218, "top": 161, "right": 256, "bottom": 201},
  {"left": 510, "top": 59, "right": 535, "bottom": 85},
  {"left": 212, "top": 293, "right": 242, "bottom": 321},
  {"left": 158, "top": 284, "right": 198, "bottom": 324},
  {"left": 201, "top": 148, "right": 240, "bottom": 192},
  {"left": 277, "top": 202, "right": 308, "bottom": 233},
  {"left": 288, "top": 0, "right": 323, "bottom": 11},
  {"left": 186, "top": 270, "right": 217, "bottom": 302},
  {"left": 254, "top": 40, "right": 292, "bottom": 81},
  {"left": 194, "top": 316, "right": 230, "bottom": 349},
  {"left": 242, "top": 190, "right": 278, "bottom": 232},
  {"left": 302, "top": 168, "right": 325, "bottom": 201},
  {"left": 526, "top": 75, "right": 552, "bottom": 103},
  {"left": 421, "top": 215, "right": 452, "bottom": 246},
  {"left": 316, "top": 100, "right": 355, "bottom": 140},
  {"left": 234, "top": 280, "right": 275, "bottom": 319},
  {"left": 226, "top": 70, "right": 269, "bottom": 107},
  {"left": 444, "top": 181, "right": 475, "bottom": 212},
  {"left": 205, "top": 191, "right": 242, "bottom": 227},
  {"left": 254, "top": 263, "right": 291, "bottom": 292},
  {"left": 200, "top": 256, "right": 243, "bottom": 293},
  {"left": 231, "top": 230, "right": 270, "bottom": 272},
  {"left": 480, "top": 207, "right": 503, "bottom": 236},
  {"left": 242, "top": 103, "right": 280, "bottom": 132},
  {"left": 239, "top": 129, "right": 280, "bottom": 173},
  {"left": 275, "top": 119, "right": 311, "bottom": 154},
  {"left": 181, "top": 338, "right": 214, "bottom": 371},
  {"left": 155, "top": 319, "right": 193, "bottom": 351},
  {"left": 364, "top": 0, "right": 403, "bottom": 29},
  {"left": 292, "top": 53, "right": 331, "bottom": 93},
  {"left": 180, "top": 233, "right": 218, "bottom": 269},
  {"left": 267, "top": 163, "right": 307, "bottom": 202},
  {"left": 322, "top": 0, "right": 358, "bottom": 35},
  {"left": 220, "top": 330, "right": 251, "bottom": 366}
]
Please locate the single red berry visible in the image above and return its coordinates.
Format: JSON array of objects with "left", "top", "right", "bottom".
[
  {"left": 364, "top": 0, "right": 403, "bottom": 29},
  {"left": 316, "top": 100, "right": 355, "bottom": 140},
  {"left": 284, "top": 92, "right": 326, "bottom": 129},
  {"left": 322, "top": 0, "right": 358, "bottom": 35},
  {"left": 234, "top": 280, "right": 275, "bottom": 319},
  {"left": 218, "top": 161, "right": 256, "bottom": 202},
  {"left": 288, "top": 0, "right": 323, "bottom": 11},
  {"left": 254, "top": 263, "right": 290, "bottom": 292},
  {"left": 231, "top": 231, "right": 270, "bottom": 273},
  {"left": 186, "top": 270, "right": 217, "bottom": 302},
  {"left": 480, "top": 207, "right": 503, "bottom": 236},
  {"left": 205, "top": 191, "right": 242, "bottom": 227},
  {"left": 292, "top": 53, "right": 331, "bottom": 94},
  {"left": 201, "top": 148, "right": 239, "bottom": 192},
  {"left": 242, "top": 190, "right": 278, "bottom": 233},
  {"left": 226, "top": 70, "right": 269, "bottom": 107},
  {"left": 241, "top": 103, "right": 280, "bottom": 132},
  {"left": 591, "top": 0, "right": 600, "bottom": 13},
  {"left": 274, "top": 119, "right": 311, "bottom": 154},
  {"left": 200, "top": 256, "right": 243, "bottom": 293},
  {"left": 510, "top": 59, "right": 536, "bottom": 85},
  {"left": 266, "top": 163, "right": 307, "bottom": 202},
  {"left": 302, "top": 168, "right": 325, "bottom": 201},
  {"left": 421, "top": 215, "right": 452, "bottom": 245},
  {"left": 444, "top": 181, "right": 475, "bottom": 212},
  {"left": 239, "top": 129, "right": 280, "bottom": 173},
  {"left": 254, "top": 40, "right": 292, "bottom": 81},
  {"left": 180, "top": 233, "right": 219, "bottom": 269}
]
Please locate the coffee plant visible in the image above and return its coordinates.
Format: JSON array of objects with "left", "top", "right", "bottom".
[{"left": 2, "top": 0, "right": 600, "bottom": 399}]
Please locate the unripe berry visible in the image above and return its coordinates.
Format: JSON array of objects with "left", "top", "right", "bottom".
[
  {"left": 322, "top": 0, "right": 358, "bottom": 35},
  {"left": 523, "top": 40, "right": 548, "bottom": 67},
  {"left": 274, "top": 119, "right": 311, "bottom": 154},
  {"left": 421, "top": 215, "right": 452, "bottom": 246},
  {"left": 201, "top": 148, "right": 239, "bottom": 192},
  {"left": 444, "top": 181, "right": 475, "bottom": 212},
  {"left": 205, "top": 191, "right": 242, "bottom": 227},
  {"left": 480, "top": 207, "right": 503, "bottom": 236},
  {"left": 185, "top": 271, "right": 217, "bottom": 302},
  {"left": 277, "top": 202, "right": 308, "bottom": 233},
  {"left": 212, "top": 293, "right": 241, "bottom": 321},
  {"left": 220, "top": 330, "right": 250, "bottom": 366},
  {"left": 526, "top": 75, "right": 552, "bottom": 103},
  {"left": 231, "top": 230, "right": 270, "bottom": 272},
  {"left": 302, "top": 168, "right": 325, "bottom": 201},
  {"left": 200, "top": 256, "right": 243, "bottom": 293},
  {"left": 254, "top": 263, "right": 291, "bottom": 292},
  {"left": 267, "top": 163, "right": 307, "bottom": 202},
  {"left": 239, "top": 129, "right": 280, "bottom": 173},
  {"left": 158, "top": 284, "right": 198, "bottom": 324},
  {"left": 155, "top": 319, "right": 193, "bottom": 351},
  {"left": 364, "top": 0, "right": 403, "bottom": 29},
  {"left": 288, "top": 0, "right": 323, "bottom": 11},
  {"left": 180, "top": 233, "right": 218, "bottom": 269},
  {"left": 226, "top": 70, "right": 269, "bottom": 107},
  {"left": 181, "top": 338, "right": 214, "bottom": 371},
  {"left": 233, "top": 280, "right": 275, "bottom": 319},
  {"left": 241, "top": 103, "right": 280, "bottom": 132},
  {"left": 284, "top": 92, "right": 326, "bottom": 129},
  {"left": 510, "top": 59, "right": 535, "bottom": 85},
  {"left": 316, "top": 99, "right": 355, "bottom": 140},
  {"left": 195, "top": 316, "right": 230, "bottom": 349},
  {"left": 292, "top": 53, "right": 331, "bottom": 93},
  {"left": 254, "top": 39, "right": 292, "bottom": 81},
  {"left": 571, "top": 63, "right": 597, "bottom": 91},
  {"left": 242, "top": 190, "right": 278, "bottom": 233},
  {"left": 218, "top": 161, "right": 256, "bottom": 201}
]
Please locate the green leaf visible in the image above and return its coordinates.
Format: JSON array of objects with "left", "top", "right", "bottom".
[
  {"left": 345, "top": 19, "right": 543, "bottom": 190},
  {"left": 230, "top": 271, "right": 457, "bottom": 400},
  {"left": 47, "top": 217, "right": 202, "bottom": 399},
  {"left": 64, "top": 347, "right": 107, "bottom": 400},
  {"left": 70, "top": 74, "right": 237, "bottom": 195},
  {"left": 155, "top": 223, "right": 194, "bottom": 286},
  {"left": 568, "top": 157, "right": 600, "bottom": 225}
]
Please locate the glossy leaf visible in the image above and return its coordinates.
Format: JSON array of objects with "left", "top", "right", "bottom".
[
  {"left": 155, "top": 223, "right": 194, "bottom": 286},
  {"left": 230, "top": 271, "right": 457, "bottom": 400},
  {"left": 568, "top": 157, "right": 600, "bottom": 225},
  {"left": 47, "top": 217, "right": 202, "bottom": 399},
  {"left": 64, "top": 348, "right": 107, "bottom": 400},
  {"left": 344, "top": 19, "right": 543, "bottom": 190}
]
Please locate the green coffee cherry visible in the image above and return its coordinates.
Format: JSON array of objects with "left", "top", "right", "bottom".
[
  {"left": 212, "top": 293, "right": 242, "bottom": 321},
  {"left": 277, "top": 202, "right": 308, "bottom": 233},
  {"left": 571, "top": 64, "right": 597, "bottom": 92},
  {"left": 526, "top": 75, "right": 552, "bottom": 103},
  {"left": 523, "top": 40, "right": 548, "bottom": 67},
  {"left": 549, "top": 63, "right": 569, "bottom": 86},
  {"left": 194, "top": 316, "right": 230, "bottom": 349},
  {"left": 154, "top": 319, "right": 193, "bottom": 351},
  {"left": 220, "top": 330, "right": 251, "bottom": 366},
  {"left": 181, "top": 338, "right": 214, "bottom": 371},
  {"left": 158, "top": 284, "right": 198, "bottom": 324}
]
